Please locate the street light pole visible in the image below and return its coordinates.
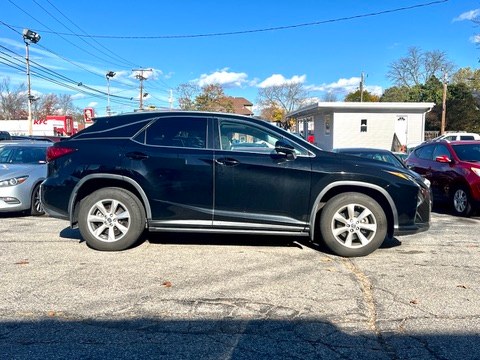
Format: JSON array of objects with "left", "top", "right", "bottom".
[
  {"left": 105, "top": 71, "right": 115, "bottom": 116},
  {"left": 23, "top": 29, "right": 41, "bottom": 136}
]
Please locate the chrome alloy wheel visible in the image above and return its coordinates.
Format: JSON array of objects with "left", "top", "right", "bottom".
[
  {"left": 453, "top": 188, "right": 468, "bottom": 214},
  {"left": 86, "top": 199, "right": 131, "bottom": 243},
  {"left": 330, "top": 203, "right": 378, "bottom": 249}
]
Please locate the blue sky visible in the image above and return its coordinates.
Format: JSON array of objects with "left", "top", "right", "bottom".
[{"left": 1, "top": 0, "right": 480, "bottom": 117}]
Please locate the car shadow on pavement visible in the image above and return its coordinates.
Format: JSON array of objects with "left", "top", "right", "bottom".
[{"left": 1, "top": 318, "right": 477, "bottom": 360}]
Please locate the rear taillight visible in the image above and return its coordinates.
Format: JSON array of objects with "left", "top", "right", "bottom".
[{"left": 47, "top": 146, "right": 77, "bottom": 162}]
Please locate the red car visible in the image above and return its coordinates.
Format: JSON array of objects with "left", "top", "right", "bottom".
[{"left": 405, "top": 140, "right": 480, "bottom": 216}]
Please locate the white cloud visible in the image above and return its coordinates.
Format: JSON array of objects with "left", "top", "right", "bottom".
[
  {"left": 470, "top": 35, "right": 480, "bottom": 43},
  {"left": 306, "top": 77, "right": 383, "bottom": 97},
  {"left": 257, "top": 74, "right": 306, "bottom": 88},
  {"left": 87, "top": 102, "right": 98, "bottom": 108},
  {"left": 453, "top": 9, "right": 480, "bottom": 22},
  {"left": 196, "top": 68, "right": 248, "bottom": 88}
]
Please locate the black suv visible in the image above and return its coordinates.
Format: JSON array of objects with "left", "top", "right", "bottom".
[{"left": 41, "top": 111, "right": 431, "bottom": 257}]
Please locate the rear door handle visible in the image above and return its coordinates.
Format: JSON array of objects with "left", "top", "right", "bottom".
[{"left": 126, "top": 152, "right": 149, "bottom": 160}]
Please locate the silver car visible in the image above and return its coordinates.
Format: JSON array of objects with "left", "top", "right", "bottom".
[{"left": 0, "top": 141, "right": 49, "bottom": 215}]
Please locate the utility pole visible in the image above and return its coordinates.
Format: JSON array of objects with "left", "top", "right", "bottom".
[
  {"left": 360, "top": 72, "right": 365, "bottom": 102},
  {"left": 132, "top": 68, "right": 152, "bottom": 110},
  {"left": 440, "top": 70, "right": 448, "bottom": 135},
  {"left": 169, "top": 89, "right": 174, "bottom": 109}
]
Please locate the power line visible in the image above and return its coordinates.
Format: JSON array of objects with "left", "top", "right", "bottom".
[
  {"left": 5, "top": 1, "right": 448, "bottom": 39},
  {"left": 41, "top": 0, "right": 141, "bottom": 69}
]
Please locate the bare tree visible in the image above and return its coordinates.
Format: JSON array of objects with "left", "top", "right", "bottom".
[
  {"left": 387, "top": 47, "right": 454, "bottom": 87},
  {"left": 257, "top": 82, "right": 308, "bottom": 128},
  {"left": 176, "top": 83, "right": 200, "bottom": 110},
  {"left": 0, "top": 77, "right": 27, "bottom": 119}
]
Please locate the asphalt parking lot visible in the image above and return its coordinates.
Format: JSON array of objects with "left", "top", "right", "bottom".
[{"left": 0, "top": 209, "right": 479, "bottom": 359}]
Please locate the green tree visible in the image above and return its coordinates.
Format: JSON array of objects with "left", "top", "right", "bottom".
[
  {"left": 344, "top": 89, "right": 380, "bottom": 102},
  {"left": 445, "top": 83, "right": 480, "bottom": 133}
]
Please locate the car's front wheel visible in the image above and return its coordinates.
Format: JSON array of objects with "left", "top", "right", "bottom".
[
  {"left": 319, "top": 193, "right": 387, "bottom": 257},
  {"left": 451, "top": 186, "right": 472, "bottom": 217},
  {"left": 78, "top": 188, "right": 146, "bottom": 251}
]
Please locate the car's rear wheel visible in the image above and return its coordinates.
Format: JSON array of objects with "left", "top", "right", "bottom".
[
  {"left": 451, "top": 186, "right": 472, "bottom": 217},
  {"left": 30, "top": 183, "right": 45, "bottom": 216},
  {"left": 319, "top": 193, "right": 387, "bottom": 257},
  {"left": 78, "top": 188, "right": 146, "bottom": 251}
]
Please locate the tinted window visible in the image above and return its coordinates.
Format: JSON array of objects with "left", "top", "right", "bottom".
[
  {"left": 432, "top": 144, "right": 451, "bottom": 159},
  {"left": 219, "top": 120, "right": 308, "bottom": 155},
  {"left": 459, "top": 135, "right": 475, "bottom": 140},
  {"left": 452, "top": 144, "right": 480, "bottom": 161},
  {"left": 415, "top": 144, "right": 434, "bottom": 160},
  {"left": 144, "top": 116, "right": 207, "bottom": 148}
]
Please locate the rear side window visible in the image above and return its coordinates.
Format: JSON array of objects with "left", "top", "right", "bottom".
[{"left": 144, "top": 116, "right": 207, "bottom": 148}]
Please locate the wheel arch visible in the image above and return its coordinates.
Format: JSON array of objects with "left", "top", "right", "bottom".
[
  {"left": 309, "top": 181, "right": 397, "bottom": 241},
  {"left": 68, "top": 174, "right": 151, "bottom": 228}
]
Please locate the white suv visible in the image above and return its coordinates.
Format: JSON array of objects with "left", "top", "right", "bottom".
[{"left": 432, "top": 132, "right": 480, "bottom": 141}]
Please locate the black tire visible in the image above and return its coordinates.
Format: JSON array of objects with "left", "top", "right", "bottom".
[
  {"left": 451, "top": 186, "right": 472, "bottom": 217},
  {"left": 30, "top": 183, "right": 45, "bottom": 216},
  {"left": 319, "top": 192, "right": 387, "bottom": 257},
  {"left": 78, "top": 188, "right": 146, "bottom": 251}
]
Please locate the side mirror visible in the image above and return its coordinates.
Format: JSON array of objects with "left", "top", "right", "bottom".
[
  {"left": 435, "top": 155, "right": 451, "bottom": 163},
  {"left": 275, "top": 140, "right": 297, "bottom": 160}
]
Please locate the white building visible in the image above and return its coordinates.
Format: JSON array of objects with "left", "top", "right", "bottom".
[{"left": 288, "top": 102, "right": 435, "bottom": 151}]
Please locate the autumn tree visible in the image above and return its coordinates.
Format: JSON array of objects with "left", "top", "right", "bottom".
[
  {"left": 176, "top": 83, "right": 233, "bottom": 112},
  {"left": 195, "top": 84, "right": 234, "bottom": 112},
  {"left": 387, "top": 47, "right": 454, "bottom": 87},
  {"left": 260, "top": 103, "right": 285, "bottom": 123},
  {"left": 257, "top": 82, "right": 309, "bottom": 129},
  {"left": 0, "top": 77, "right": 27, "bottom": 119}
]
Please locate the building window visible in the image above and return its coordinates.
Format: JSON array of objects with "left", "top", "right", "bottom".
[{"left": 360, "top": 119, "right": 367, "bottom": 132}]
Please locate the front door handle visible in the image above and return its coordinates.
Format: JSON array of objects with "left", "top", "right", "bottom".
[
  {"left": 215, "top": 157, "right": 239, "bottom": 166},
  {"left": 126, "top": 152, "right": 149, "bottom": 160}
]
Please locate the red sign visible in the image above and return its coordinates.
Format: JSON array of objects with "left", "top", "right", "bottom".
[{"left": 84, "top": 108, "right": 94, "bottom": 123}]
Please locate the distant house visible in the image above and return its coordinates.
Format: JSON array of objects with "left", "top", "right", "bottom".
[
  {"left": 287, "top": 102, "right": 435, "bottom": 151},
  {"left": 228, "top": 97, "right": 254, "bottom": 116}
]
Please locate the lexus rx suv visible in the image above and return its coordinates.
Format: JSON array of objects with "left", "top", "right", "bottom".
[
  {"left": 41, "top": 111, "right": 431, "bottom": 257},
  {"left": 406, "top": 140, "right": 480, "bottom": 216}
]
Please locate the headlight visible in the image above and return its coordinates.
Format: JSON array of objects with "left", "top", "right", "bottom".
[
  {"left": 385, "top": 170, "right": 416, "bottom": 183},
  {"left": 422, "top": 177, "right": 431, "bottom": 188},
  {"left": 0, "top": 176, "right": 29, "bottom": 187},
  {"left": 472, "top": 167, "right": 480, "bottom": 177}
]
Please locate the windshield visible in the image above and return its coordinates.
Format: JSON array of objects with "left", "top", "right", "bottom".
[
  {"left": 452, "top": 144, "right": 480, "bottom": 162},
  {"left": 0, "top": 146, "right": 47, "bottom": 164}
]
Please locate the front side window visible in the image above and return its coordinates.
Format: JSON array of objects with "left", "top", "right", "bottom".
[
  {"left": 432, "top": 144, "right": 451, "bottom": 159},
  {"left": 143, "top": 116, "right": 207, "bottom": 148},
  {"left": 219, "top": 120, "right": 308, "bottom": 155}
]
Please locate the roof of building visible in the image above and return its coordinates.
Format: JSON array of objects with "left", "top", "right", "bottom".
[
  {"left": 229, "top": 97, "right": 254, "bottom": 116},
  {"left": 288, "top": 102, "right": 436, "bottom": 118}
]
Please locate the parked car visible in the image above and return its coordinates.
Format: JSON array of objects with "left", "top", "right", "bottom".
[
  {"left": 0, "top": 131, "right": 12, "bottom": 141},
  {"left": 430, "top": 132, "right": 480, "bottom": 141},
  {"left": 405, "top": 140, "right": 480, "bottom": 216},
  {"left": 41, "top": 111, "right": 431, "bottom": 257},
  {"left": 0, "top": 141, "right": 49, "bottom": 215},
  {"left": 333, "top": 147, "right": 431, "bottom": 189}
]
